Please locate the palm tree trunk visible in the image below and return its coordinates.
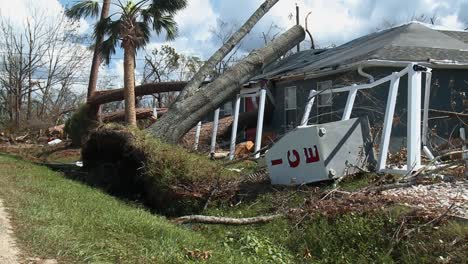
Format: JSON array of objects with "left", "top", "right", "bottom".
[
  {"left": 123, "top": 44, "right": 137, "bottom": 126},
  {"left": 86, "top": 0, "right": 110, "bottom": 99},
  {"left": 148, "top": 25, "right": 305, "bottom": 143}
]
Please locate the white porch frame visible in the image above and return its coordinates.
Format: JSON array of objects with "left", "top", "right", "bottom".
[
  {"left": 299, "top": 63, "right": 434, "bottom": 175},
  {"left": 228, "top": 87, "right": 267, "bottom": 160}
]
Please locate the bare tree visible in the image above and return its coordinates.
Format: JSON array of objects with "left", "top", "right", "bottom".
[{"left": 0, "top": 11, "right": 91, "bottom": 131}]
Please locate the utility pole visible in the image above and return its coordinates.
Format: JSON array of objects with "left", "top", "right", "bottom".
[{"left": 296, "top": 4, "right": 300, "bottom": 52}]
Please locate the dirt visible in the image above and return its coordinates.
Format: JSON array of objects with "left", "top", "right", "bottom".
[{"left": 0, "top": 199, "right": 19, "bottom": 264}]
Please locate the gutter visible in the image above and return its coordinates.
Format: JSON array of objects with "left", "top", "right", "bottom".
[
  {"left": 358, "top": 64, "right": 375, "bottom": 83},
  {"left": 273, "top": 59, "right": 468, "bottom": 83}
]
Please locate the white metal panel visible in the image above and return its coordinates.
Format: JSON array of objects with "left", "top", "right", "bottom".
[{"left": 266, "top": 125, "right": 328, "bottom": 185}]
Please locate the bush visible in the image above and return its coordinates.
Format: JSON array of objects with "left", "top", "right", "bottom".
[
  {"left": 64, "top": 105, "right": 98, "bottom": 146},
  {"left": 81, "top": 124, "right": 240, "bottom": 216}
]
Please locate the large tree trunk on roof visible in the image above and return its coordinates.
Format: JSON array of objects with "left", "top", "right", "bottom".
[
  {"left": 87, "top": 0, "right": 110, "bottom": 99},
  {"left": 148, "top": 25, "right": 305, "bottom": 143},
  {"left": 176, "top": 0, "right": 279, "bottom": 102}
]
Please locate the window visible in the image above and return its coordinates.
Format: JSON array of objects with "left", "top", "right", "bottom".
[
  {"left": 284, "top": 86, "right": 297, "bottom": 130},
  {"left": 317, "top": 80, "right": 333, "bottom": 107}
]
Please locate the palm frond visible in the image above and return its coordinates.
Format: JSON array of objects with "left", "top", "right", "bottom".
[
  {"left": 65, "top": 0, "right": 100, "bottom": 20},
  {"left": 152, "top": 15, "right": 178, "bottom": 41},
  {"left": 94, "top": 19, "right": 121, "bottom": 64},
  {"left": 135, "top": 22, "right": 151, "bottom": 49},
  {"left": 100, "top": 35, "right": 119, "bottom": 65},
  {"left": 150, "top": 0, "right": 187, "bottom": 15}
]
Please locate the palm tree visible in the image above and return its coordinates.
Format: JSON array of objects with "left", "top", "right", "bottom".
[
  {"left": 66, "top": 0, "right": 187, "bottom": 126},
  {"left": 66, "top": 0, "right": 111, "bottom": 100}
]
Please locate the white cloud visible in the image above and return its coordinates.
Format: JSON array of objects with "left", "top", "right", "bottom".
[
  {"left": 0, "top": 0, "right": 89, "bottom": 34},
  {"left": 175, "top": 0, "right": 218, "bottom": 41}
]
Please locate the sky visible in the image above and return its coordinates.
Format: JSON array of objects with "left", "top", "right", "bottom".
[{"left": 1, "top": 0, "right": 468, "bottom": 91}]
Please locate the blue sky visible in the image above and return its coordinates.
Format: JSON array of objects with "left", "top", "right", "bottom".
[{"left": 3, "top": 0, "right": 468, "bottom": 91}]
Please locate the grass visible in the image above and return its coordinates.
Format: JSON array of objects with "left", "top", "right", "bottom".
[
  {"left": 0, "top": 153, "right": 466, "bottom": 263},
  {"left": 0, "top": 154, "right": 250, "bottom": 263}
]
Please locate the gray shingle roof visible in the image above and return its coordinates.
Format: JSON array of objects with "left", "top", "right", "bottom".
[{"left": 254, "top": 23, "right": 468, "bottom": 80}]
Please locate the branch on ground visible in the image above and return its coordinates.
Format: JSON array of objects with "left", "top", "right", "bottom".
[{"left": 172, "top": 214, "right": 282, "bottom": 225}]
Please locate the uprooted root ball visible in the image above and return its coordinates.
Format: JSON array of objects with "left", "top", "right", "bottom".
[{"left": 81, "top": 124, "right": 240, "bottom": 216}]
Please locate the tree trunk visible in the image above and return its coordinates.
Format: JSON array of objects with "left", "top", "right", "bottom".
[
  {"left": 86, "top": 0, "right": 110, "bottom": 99},
  {"left": 177, "top": 0, "right": 279, "bottom": 102},
  {"left": 27, "top": 42, "right": 33, "bottom": 120},
  {"left": 123, "top": 44, "right": 137, "bottom": 126},
  {"left": 101, "top": 107, "right": 167, "bottom": 123},
  {"left": 87, "top": 82, "right": 186, "bottom": 106},
  {"left": 149, "top": 25, "right": 305, "bottom": 143}
]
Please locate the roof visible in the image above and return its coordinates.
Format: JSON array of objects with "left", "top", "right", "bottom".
[{"left": 254, "top": 22, "right": 468, "bottom": 81}]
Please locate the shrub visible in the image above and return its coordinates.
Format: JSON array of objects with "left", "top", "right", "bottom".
[{"left": 64, "top": 105, "right": 98, "bottom": 146}]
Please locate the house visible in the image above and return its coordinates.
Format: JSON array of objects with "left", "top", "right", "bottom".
[{"left": 244, "top": 22, "right": 468, "bottom": 143}]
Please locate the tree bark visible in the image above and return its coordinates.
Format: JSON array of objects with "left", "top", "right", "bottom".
[
  {"left": 177, "top": 0, "right": 279, "bottom": 102},
  {"left": 87, "top": 82, "right": 187, "bottom": 106},
  {"left": 87, "top": 0, "right": 110, "bottom": 99},
  {"left": 148, "top": 25, "right": 305, "bottom": 143},
  {"left": 123, "top": 44, "right": 137, "bottom": 126},
  {"left": 101, "top": 107, "right": 167, "bottom": 123}
]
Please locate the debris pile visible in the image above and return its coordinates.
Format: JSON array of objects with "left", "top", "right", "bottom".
[{"left": 382, "top": 181, "right": 468, "bottom": 219}]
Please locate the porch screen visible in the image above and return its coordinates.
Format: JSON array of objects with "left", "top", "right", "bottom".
[
  {"left": 284, "top": 86, "right": 297, "bottom": 130},
  {"left": 317, "top": 80, "right": 333, "bottom": 106}
]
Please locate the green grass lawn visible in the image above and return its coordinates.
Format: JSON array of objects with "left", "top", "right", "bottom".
[
  {"left": 0, "top": 154, "right": 250, "bottom": 263},
  {"left": 0, "top": 153, "right": 466, "bottom": 263}
]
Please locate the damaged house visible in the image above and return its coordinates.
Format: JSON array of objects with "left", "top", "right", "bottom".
[{"left": 242, "top": 22, "right": 468, "bottom": 146}]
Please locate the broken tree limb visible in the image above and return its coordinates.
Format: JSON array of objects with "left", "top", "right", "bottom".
[
  {"left": 172, "top": 214, "right": 282, "bottom": 225},
  {"left": 177, "top": 0, "right": 280, "bottom": 101},
  {"left": 149, "top": 25, "right": 305, "bottom": 143},
  {"left": 87, "top": 82, "right": 187, "bottom": 106}
]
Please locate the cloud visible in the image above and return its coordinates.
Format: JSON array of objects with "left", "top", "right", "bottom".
[
  {"left": 6, "top": 0, "right": 468, "bottom": 88},
  {"left": 0, "top": 0, "right": 89, "bottom": 32}
]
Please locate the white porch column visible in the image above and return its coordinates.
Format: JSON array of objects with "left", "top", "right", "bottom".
[
  {"left": 300, "top": 89, "right": 316, "bottom": 126},
  {"left": 342, "top": 84, "right": 358, "bottom": 121},
  {"left": 254, "top": 89, "right": 267, "bottom": 159},
  {"left": 422, "top": 71, "right": 432, "bottom": 146},
  {"left": 210, "top": 108, "right": 220, "bottom": 155},
  {"left": 407, "top": 64, "right": 422, "bottom": 171},
  {"left": 377, "top": 73, "right": 400, "bottom": 171},
  {"left": 229, "top": 95, "right": 241, "bottom": 160},
  {"left": 194, "top": 121, "right": 202, "bottom": 150}
]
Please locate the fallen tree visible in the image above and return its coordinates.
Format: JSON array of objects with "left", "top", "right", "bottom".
[
  {"left": 101, "top": 108, "right": 168, "bottom": 123},
  {"left": 87, "top": 82, "right": 187, "bottom": 106},
  {"left": 82, "top": 0, "right": 280, "bottom": 123},
  {"left": 149, "top": 25, "right": 305, "bottom": 143},
  {"left": 81, "top": 124, "right": 242, "bottom": 215}
]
